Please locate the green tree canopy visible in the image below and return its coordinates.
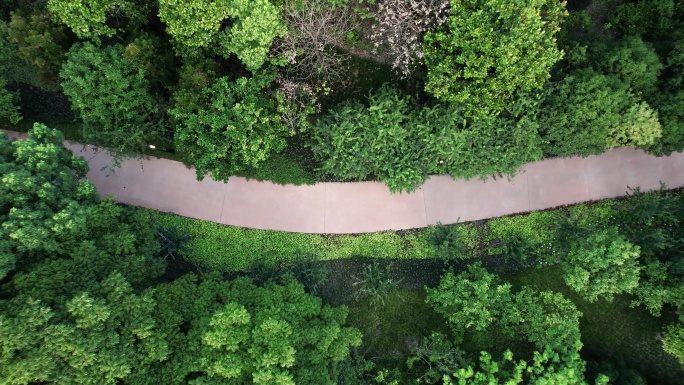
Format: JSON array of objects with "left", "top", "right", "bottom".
[
  {"left": 60, "top": 42, "right": 168, "bottom": 157},
  {"left": 157, "top": 0, "right": 285, "bottom": 71},
  {"left": 590, "top": 36, "right": 664, "bottom": 98},
  {"left": 607, "top": 0, "right": 675, "bottom": 38},
  {"left": 7, "top": 12, "right": 70, "bottom": 82},
  {"left": 423, "top": 0, "right": 567, "bottom": 117},
  {"left": 425, "top": 263, "right": 589, "bottom": 384},
  {"left": 651, "top": 37, "right": 684, "bottom": 154},
  {"left": 0, "top": 22, "right": 21, "bottom": 124},
  {"left": 170, "top": 71, "right": 291, "bottom": 182},
  {"left": 539, "top": 68, "right": 661, "bottom": 157},
  {"left": 663, "top": 323, "right": 684, "bottom": 364},
  {"left": 0, "top": 273, "right": 169, "bottom": 385},
  {"left": 47, "top": 0, "right": 148, "bottom": 40},
  {"left": 562, "top": 227, "right": 642, "bottom": 303},
  {"left": 140, "top": 273, "right": 362, "bottom": 384},
  {"left": 0, "top": 75, "right": 20, "bottom": 124},
  {"left": 9, "top": 200, "right": 166, "bottom": 307},
  {"left": 0, "top": 124, "right": 98, "bottom": 280}
]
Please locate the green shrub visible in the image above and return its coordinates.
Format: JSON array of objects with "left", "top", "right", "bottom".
[
  {"left": 663, "top": 323, "right": 684, "bottom": 364},
  {"left": 428, "top": 222, "right": 468, "bottom": 260},
  {"left": 352, "top": 261, "right": 400, "bottom": 309},
  {"left": 311, "top": 85, "right": 432, "bottom": 193}
]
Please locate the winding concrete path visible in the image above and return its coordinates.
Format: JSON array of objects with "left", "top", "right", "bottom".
[{"left": 4, "top": 129, "right": 684, "bottom": 234}]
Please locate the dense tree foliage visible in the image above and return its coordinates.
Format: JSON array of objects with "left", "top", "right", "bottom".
[
  {"left": 7, "top": 12, "right": 70, "bottom": 82},
  {"left": 142, "top": 273, "right": 362, "bottom": 384},
  {"left": 424, "top": 263, "right": 590, "bottom": 384},
  {"left": 561, "top": 227, "right": 642, "bottom": 303},
  {"left": 47, "top": 0, "right": 147, "bottom": 40},
  {"left": 0, "top": 75, "right": 20, "bottom": 124},
  {"left": 423, "top": 0, "right": 566, "bottom": 117},
  {"left": 434, "top": 92, "right": 543, "bottom": 180},
  {"left": 589, "top": 37, "right": 663, "bottom": 99},
  {"left": 60, "top": 42, "right": 167, "bottom": 157},
  {"left": 171, "top": 71, "right": 292, "bottom": 181},
  {"left": 0, "top": 125, "right": 97, "bottom": 280},
  {"left": 653, "top": 36, "right": 684, "bottom": 154},
  {"left": 158, "top": 0, "right": 284, "bottom": 70},
  {"left": 663, "top": 323, "right": 684, "bottom": 364},
  {"left": 617, "top": 187, "right": 684, "bottom": 323},
  {"left": 0, "top": 22, "right": 21, "bottom": 124},
  {"left": 539, "top": 69, "right": 661, "bottom": 157},
  {"left": 311, "top": 85, "right": 432, "bottom": 192},
  {"left": 0, "top": 273, "right": 168, "bottom": 384},
  {"left": 607, "top": 0, "right": 676, "bottom": 38}
]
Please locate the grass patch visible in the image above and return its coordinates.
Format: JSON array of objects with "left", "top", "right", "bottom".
[
  {"left": 346, "top": 289, "right": 450, "bottom": 375},
  {"left": 144, "top": 197, "right": 644, "bottom": 274},
  {"left": 146, "top": 209, "right": 435, "bottom": 272}
]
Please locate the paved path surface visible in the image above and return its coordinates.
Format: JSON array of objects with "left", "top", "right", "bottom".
[{"left": 4, "top": 129, "right": 684, "bottom": 234}]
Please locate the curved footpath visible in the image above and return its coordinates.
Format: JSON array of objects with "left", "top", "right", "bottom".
[{"left": 4, "top": 129, "right": 684, "bottom": 234}]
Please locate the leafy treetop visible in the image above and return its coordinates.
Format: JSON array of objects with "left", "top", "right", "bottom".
[{"left": 423, "top": 0, "right": 567, "bottom": 118}]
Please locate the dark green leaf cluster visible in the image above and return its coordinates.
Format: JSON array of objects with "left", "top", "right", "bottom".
[
  {"left": 60, "top": 42, "right": 168, "bottom": 158},
  {"left": 7, "top": 12, "right": 70, "bottom": 82},
  {"left": 0, "top": 23, "right": 21, "bottom": 124},
  {"left": 311, "top": 85, "right": 432, "bottom": 192}
]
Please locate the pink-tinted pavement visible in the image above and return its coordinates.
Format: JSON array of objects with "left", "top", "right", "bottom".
[{"left": 4, "top": 129, "right": 684, "bottom": 234}]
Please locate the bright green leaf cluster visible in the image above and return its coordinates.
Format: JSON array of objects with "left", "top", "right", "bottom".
[
  {"left": 158, "top": 0, "right": 284, "bottom": 71},
  {"left": 221, "top": 0, "right": 287, "bottom": 71},
  {"left": 48, "top": 0, "right": 147, "bottom": 40},
  {"left": 423, "top": 0, "right": 567, "bottom": 118},
  {"left": 143, "top": 273, "right": 362, "bottom": 384},
  {"left": 426, "top": 264, "right": 587, "bottom": 384}
]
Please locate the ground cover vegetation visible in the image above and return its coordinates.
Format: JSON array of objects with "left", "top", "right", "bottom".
[
  {"left": 2, "top": 126, "right": 684, "bottom": 383},
  {"left": 0, "top": 0, "right": 682, "bottom": 192}
]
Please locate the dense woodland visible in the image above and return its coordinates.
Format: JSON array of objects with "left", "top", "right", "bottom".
[
  {"left": 3, "top": 125, "right": 684, "bottom": 383},
  {"left": 1, "top": 0, "right": 684, "bottom": 384}
]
